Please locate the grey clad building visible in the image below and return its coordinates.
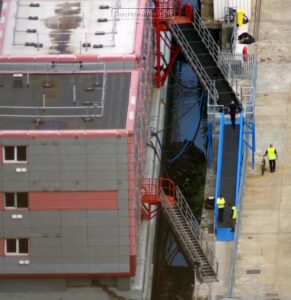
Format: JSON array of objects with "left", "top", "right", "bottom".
[{"left": 0, "top": 0, "right": 154, "bottom": 298}]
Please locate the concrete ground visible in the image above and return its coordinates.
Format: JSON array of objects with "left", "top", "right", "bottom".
[{"left": 234, "top": 0, "right": 291, "bottom": 299}]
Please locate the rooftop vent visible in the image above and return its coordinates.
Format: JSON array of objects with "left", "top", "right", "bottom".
[
  {"left": 34, "top": 118, "right": 43, "bottom": 128},
  {"left": 28, "top": 16, "right": 38, "bottom": 20},
  {"left": 26, "top": 29, "right": 37, "bottom": 33},
  {"left": 82, "top": 43, "right": 91, "bottom": 48},
  {"left": 13, "top": 74, "right": 23, "bottom": 88},
  {"left": 82, "top": 116, "right": 93, "bottom": 123},
  {"left": 97, "top": 18, "right": 108, "bottom": 22},
  {"left": 95, "top": 31, "right": 106, "bottom": 35},
  {"left": 82, "top": 100, "right": 94, "bottom": 106}
]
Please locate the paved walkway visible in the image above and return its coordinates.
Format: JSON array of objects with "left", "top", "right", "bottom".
[{"left": 234, "top": 0, "right": 291, "bottom": 299}]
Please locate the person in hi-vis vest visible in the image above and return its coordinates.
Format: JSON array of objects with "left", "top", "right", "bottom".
[
  {"left": 217, "top": 195, "right": 225, "bottom": 223},
  {"left": 264, "top": 144, "right": 278, "bottom": 173},
  {"left": 229, "top": 203, "right": 237, "bottom": 232}
]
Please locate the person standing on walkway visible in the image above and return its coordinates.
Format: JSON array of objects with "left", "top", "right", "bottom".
[
  {"left": 264, "top": 144, "right": 278, "bottom": 172},
  {"left": 229, "top": 203, "right": 237, "bottom": 232},
  {"left": 217, "top": 195, "right": 225, "bottom": 223},
  {"left": 228, "top": 101, "right": 237, "bottom": 129}
]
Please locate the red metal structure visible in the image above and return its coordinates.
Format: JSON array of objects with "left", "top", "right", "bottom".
[
  {"left": 153, "top": 0, "right": 193, "bottom": 87},
  {"left": 141, "top": 178, "right": 176, "bottom": 219}
]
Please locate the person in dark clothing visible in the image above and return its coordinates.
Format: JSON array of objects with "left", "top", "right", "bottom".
[{"left": 228, "top": 101, "right": 237, "bottom": 129}]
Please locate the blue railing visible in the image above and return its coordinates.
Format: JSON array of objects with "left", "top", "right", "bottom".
[
  {"left": 214, "top": 113, "right": 224, "bottom": 231},
  {"left": 235, "top": 114, "right": 244, "bottom": 206},
  {"left": 207, "top": 122, "right": 212, "bottom": 169}
]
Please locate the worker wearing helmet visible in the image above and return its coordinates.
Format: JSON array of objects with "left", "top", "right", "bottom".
[{"left": 264, "top": 144, "right": 278, "bottom": 173}]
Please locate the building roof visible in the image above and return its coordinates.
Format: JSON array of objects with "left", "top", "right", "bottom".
[
  {"left": 0, "top": 70, "right": 131, "bottom": 130},
  {"left": 2, "top": 0, "right": 139, "bottom": 56}
]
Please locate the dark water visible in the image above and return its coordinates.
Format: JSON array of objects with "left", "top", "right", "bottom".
[{"left": 151, "top": 57, "right": 208, "bottom": 299}]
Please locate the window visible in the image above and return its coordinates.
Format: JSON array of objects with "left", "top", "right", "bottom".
[
  {"left": 5, "top": 238, "right": 29, "bottom": 255},
  {"left": 3, "top": 146, "right": 27, "bottom": 162},
  {"left": 4, "top": 193, "right": 28, "bottom": 209}
]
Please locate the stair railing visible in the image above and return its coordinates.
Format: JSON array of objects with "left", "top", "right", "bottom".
[
  {"left": 192, "top": 9, "right": 243, "bottom": 104},
  {"left": 169, "top": 22, "right": 219, "bottom": 104},
  {"left": 161, "top": 184, "right": 218, "bottom": 281}
]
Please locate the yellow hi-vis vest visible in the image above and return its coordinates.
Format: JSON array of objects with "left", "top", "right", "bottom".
[
  {"left": 217, "top": 197, "right": 225, "bottom": 209},
  {"left": 267, "top": 147, "right": 276, "bottom": 160},
  {"left": 231, "top": 206, "right": 237, "bottom": 220}
]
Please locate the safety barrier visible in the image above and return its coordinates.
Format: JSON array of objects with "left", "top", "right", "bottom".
[
  {"left": 192, "top": 9, "right": 242, "bottom": 104},
  {"left": 228, "top": 115, "right": 249, "bottom": 296},
  {"left": 161, "top": 184, "right": 218, "bottom": 282},
  {"left": 214, "top": 113, "right": 225, "bottom": 231},
  {"left": 169, "top": 22, "right": 219, "bottom": 103}
]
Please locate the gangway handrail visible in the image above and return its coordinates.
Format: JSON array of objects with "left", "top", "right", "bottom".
[
  {"left": 235, "top": 114, "right": 244, "bottom": 206},
  {"left": 191, "top": 9, "right": 243, "bottom": 105},
  {"left": 161, "top": 184, "right": 218, "bottom": 280},
  {"left": 214, "top": 113, "right": 225, "bottom": 231},
  {"left": 174, "top": 186, "right": 218, "bottom": 275},
  {"left": 169, "top": 22, "right": 219, "bottom": 104}
]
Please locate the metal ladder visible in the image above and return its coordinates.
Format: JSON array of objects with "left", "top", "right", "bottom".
[{"left": 161, "top": 184, "right": 218, "bottom": 283}]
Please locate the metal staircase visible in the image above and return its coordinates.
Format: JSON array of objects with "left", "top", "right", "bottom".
[
  {"left": 141, "top": 178, "right": 218, "bottom": 283},
  {"left": 168, "top": 9, "right": 244, "bottom": 110}
]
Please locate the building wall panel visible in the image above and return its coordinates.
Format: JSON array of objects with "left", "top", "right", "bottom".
[
  {"left": 29, "top": 192, "right": 118, "bottom": 210},
  {"left": 0, "top": 137, "right": 128, "bottom": 192},
  {"left": 213, "top": 0, "right": 251, "bottom": 21}
]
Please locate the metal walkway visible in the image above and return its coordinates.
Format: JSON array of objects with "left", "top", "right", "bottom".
[
  {"left": 219, "top": 125, "right": 240, "bottom": 227},
  {"left": 141, "top": 178, "right": 218, "bottom": 283},
  {"left": 169, "top": 10, "right": 244, "bottom": 109}
]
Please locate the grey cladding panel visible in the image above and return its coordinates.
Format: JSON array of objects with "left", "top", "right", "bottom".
[
  {"left": 86, "top": 144, "right": 117, "bottom": 154},
  {"left": 86, "top": 163, "right": 117, "bottom": 172},
  {"left": 61, "top": 247, "right": 88, "bottom": 257},
  {"left": 86, "top": 171, "right": 117, "bottom": 181},
  {"left": 60, "top": 171, "right": 86, "bottom": 181},
  {"left": 85, "top": 138, "right": 117, "bottom": 145},
  {"left": 88, "top": 263, "right": 119, "bottom": 273},
  {"left": 29, "top": 145, "right": 59, "bottom": 155},
  {"left": 29, "top": 171, "right": 60, "bottom": 181},
  {"left": 116, "top": 143, "right": 128, "bottom": 154},
  {"left": 87, "top": 211, "right": 118, "bottom": 218},
  {"left": 61, "top": 227, "right": 87, "bottom": 237},
  {"left": 88, "top": 237, "right": 119, "bottom": 247},
  {"left": 61, "top": 237, "right": 87, "bottom": 247},
  {"left": 87, "top": 227, "right": 118, "bottom": 237},
  {"left": 88, "top": 246, "right": 118, "bottom": 257},
  {"left": 60, "top": 144, "right": 86, "bottom": 154},
  {"left": 2, "top": 138, "right": 28, "bottom": 145},
  {"left": 60, "top": 154, "right": 86, "bottom": 165},
  {"left": 87, "top": 215, "right": 118, "bottom": 227},
  {"left": 30, "top": 247, "right": 62, "bottom": 257},
  {"left": 86, "top": 181, "right": 117, "bottom": 190},
  {"left": 31, "top": 238, "right": 61, "bottom": 248},
  {"left": 86, "top": 154, "right": 117, "bottom": 164}
]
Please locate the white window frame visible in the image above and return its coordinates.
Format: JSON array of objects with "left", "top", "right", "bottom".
[
  {"left": 3, "top": 146, "right": 27, "bottom": 163},
  {"left": 4, "top": 192, "right": 29, "bottom": 209},
  {"left": 5, "top": 238, "right": 29, "bottom": 256}
]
